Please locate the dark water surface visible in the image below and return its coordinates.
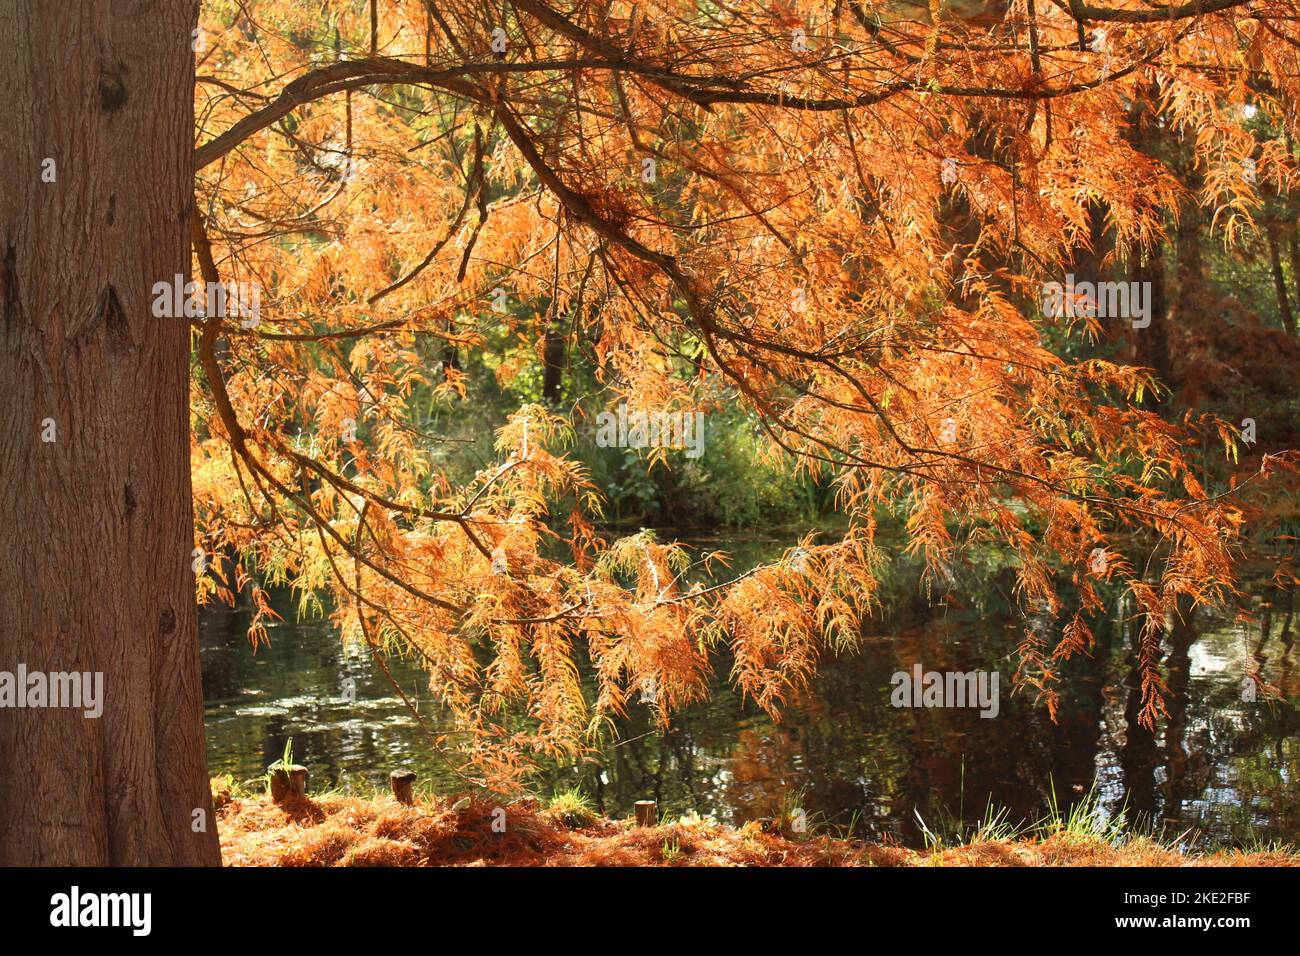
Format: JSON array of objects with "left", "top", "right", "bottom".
[{"left": 202, "top": 537, "right": 1300, "bottom": 849}]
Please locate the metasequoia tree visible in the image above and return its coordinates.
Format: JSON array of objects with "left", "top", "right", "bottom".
[
  {"left": 191, "top": 0, "right": 1300, "bottom": 790},
  {"left": 1, "top": 0, "right": 220, "bottom": 865}
]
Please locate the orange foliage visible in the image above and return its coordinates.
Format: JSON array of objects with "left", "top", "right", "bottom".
[
  {"left": 216, "top": 793, "right": 1300, "bottom": 867},
  {"left": 190, "top": 1, "right": 1300, "bottom": 787}
]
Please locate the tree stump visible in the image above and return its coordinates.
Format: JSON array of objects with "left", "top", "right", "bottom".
[
  {"left": 269, "top": 765, "right": 309, "bottom": 803},
  {"left": 390, "top": 770, "right": 417, "bottom": 805},
  {"left": 634, "top": 800, "right": 657, "bottom": 827}
]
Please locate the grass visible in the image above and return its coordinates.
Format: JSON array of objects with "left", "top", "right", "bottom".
[
  {"left": 660, "top": 835, "right": 682, "bottom": 863},
  {"left": 213, "top": 781, "right": 1300, "bottom": 867},
  {"left": 547, "top": 787, "right": 600, "bottom": 829},
  {"left": 910, "top": 781, "right": 1188, "bottom": 854}
]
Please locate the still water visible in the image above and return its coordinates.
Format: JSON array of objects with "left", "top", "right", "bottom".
[{"left": 202, "top": 536, "right": 1299, "bottom": 849}]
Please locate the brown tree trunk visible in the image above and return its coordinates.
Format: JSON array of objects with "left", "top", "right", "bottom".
[
  {"left": 1266, "top": 220, "right": 1297, "bottom": 336},
  {"left": 542, "top": 318, "right": 566, "bottom": 406},
  {"left": 1287, "top": 233, "right": 1300, "bottom": 331},
  {"left": 1132, "top": 246, "right": 1171, "bottom": 406},
  {"left": 0, "top": 0, "right": 220, "bottom": 865},
  {"left": 1173, "top": 160, "right": 1204, "bottom": 316},
  {"left": 1284, "top": 133, "right": 1300, "bottom": 328}
]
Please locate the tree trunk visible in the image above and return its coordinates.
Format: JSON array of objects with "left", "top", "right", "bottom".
[
  {"left": 1285, "top": 133, "right": 1300, "bottom": 327},
  {"left": 1265, "top": 220, "right": 1297, "bottom": 336},
  {"left": 542, "top": 318, "right": 566, "bottom": 406},
  {"left": 1173, "top": 157, "right": 1204, "bottom": 316},
  {"left": 0, "top": 0, "right": 220, "bottom": 865},
  {"left": 1132, "top": 246, "right": 1171, "bottom": 406},
  {"left": 1287, "top": 232, "right": 1300, "bottom": 332}
]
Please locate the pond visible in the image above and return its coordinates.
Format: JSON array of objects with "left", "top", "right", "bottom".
[{"left": 202, "top": 534, "right": 1300, "bottom": 850}]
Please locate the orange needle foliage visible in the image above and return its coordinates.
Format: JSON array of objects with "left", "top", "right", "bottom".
[{"left": 190, "top": 0, "right": 1298, "bottom": 791}]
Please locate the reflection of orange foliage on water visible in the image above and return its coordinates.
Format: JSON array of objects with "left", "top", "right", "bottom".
[
  {"left": 720, "top": 726, "right": 806, "bottom": 825},
  {"left": 218, "top": 794, "right": 1298, "bottom": 867},
  {"left": 883, "top": 624, "right": 995, "bottom": 802}
]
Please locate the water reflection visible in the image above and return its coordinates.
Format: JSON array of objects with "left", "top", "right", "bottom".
[{"left": 201, "top": 547, "right": 1299, "bottom": 850}]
